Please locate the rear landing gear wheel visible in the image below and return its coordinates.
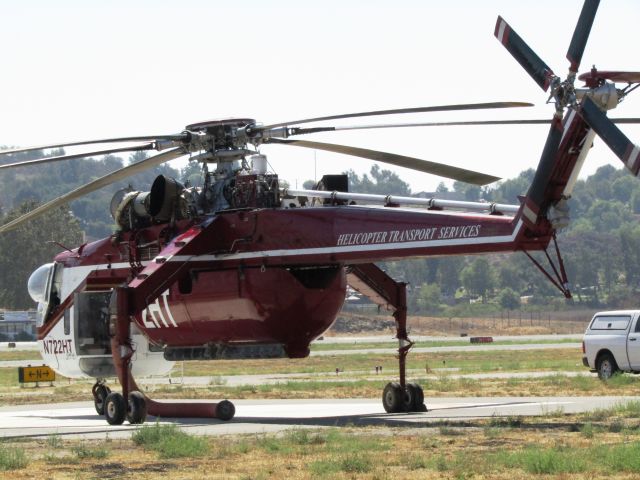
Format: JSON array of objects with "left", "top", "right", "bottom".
[
  {"left": 382, "top": 382, "right": 403, "bottom": 413},
  {"left": 407, "top": 383, "right": 426, "bottom": 412},
  {"left": 127, "top": 391, "right": 148, "bottom": 424},
  {"left": 105, "top": 392, "right": 126, "bottom": 425},
  {"left": 93, "top": 384, "right": 111, "bottom": 416}
]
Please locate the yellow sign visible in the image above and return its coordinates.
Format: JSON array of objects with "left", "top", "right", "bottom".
[{"left": 18, "top": 365, "right": 55, "bottom": 383}]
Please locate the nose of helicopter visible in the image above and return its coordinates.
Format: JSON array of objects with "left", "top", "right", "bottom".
[{"left": 27, "top": 262, "right": 54, "bottom": 303}]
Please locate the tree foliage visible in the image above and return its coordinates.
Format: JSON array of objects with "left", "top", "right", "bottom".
[{"left": 0, "top": 201, "right": 83, "bottom": 308}]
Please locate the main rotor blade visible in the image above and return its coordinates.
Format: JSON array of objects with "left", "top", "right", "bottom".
[
  {"left": 0, "top": 134, "right": 186, "bottom": 157},
  {"left": 495, "top": 16, "right": 555, "bottom": 92},
  {"left": 0, "top": 144, "right": 155, "bottom": 170},
  {"left": 567, "top": 0, "right": 600, "bottom": 73},
  {"left": 289, "top": 118, "right": 640, "bottom": 135},
  {"left": 258, "top": 102, "right": 533, "bottom": 131},
  {"left": 266, "top": 138, "right": 499, "bottom": 185},
  {"left": 580, "top": 97, "right": 640, "bottom": 176},
  {"left": 0, "top": 147, "right": 186, "bottom": 234}
]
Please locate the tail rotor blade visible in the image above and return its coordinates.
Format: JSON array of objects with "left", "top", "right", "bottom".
[
  {"left": 495, "top": 16, "right": 556, "bottom": 92},
  {"left": 267, "top": 138, "right": 499, "bottom": 185},
  {"left": 566, "top": 0, "right": 600, "bottom": 73},
  {"left": 580, "top": 96, "right": 640, "bottom": 175},
  {"left": 523, "top": 117, "right": 564, "bottom": 224}
]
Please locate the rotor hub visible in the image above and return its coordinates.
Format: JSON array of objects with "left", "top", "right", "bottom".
[{"left": 185, "top": 118, "right": 257, "bottom": 153}]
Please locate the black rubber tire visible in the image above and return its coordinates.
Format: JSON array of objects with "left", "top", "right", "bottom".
[
  {"left": 93, "top": 384, "right": 111, "bottom": 416},
  {"left": 382, "top": 382, "right": 403, "bottom": 413},
  {"left": 127, "top": 391, "right": 148, "bottom": 425},
  {"left": 407, "top": 383, "right": 425, "bottom": 412},
  {"left": 597, "top": 353, "right": 618, "bottom": 380},
  {"left": 216, "top": 400, "right": 236, "bottom": 421},
  {"left": 401, "top": 385, "right": 415, "bottom": 412},
  {"left": 104, "top": 392, "right": 126, "bottom": 425}
]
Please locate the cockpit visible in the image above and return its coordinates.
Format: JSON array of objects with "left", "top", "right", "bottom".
[{"left": 27, "top": 262, "right": 60, "bottom": 326}]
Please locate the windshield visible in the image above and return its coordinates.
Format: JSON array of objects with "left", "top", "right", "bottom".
[{"left": 27, "top": 263, "right": 54, "bottom": 303}]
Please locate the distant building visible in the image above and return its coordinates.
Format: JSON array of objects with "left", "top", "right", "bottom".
[{"left": 0, "top": 310, "right": 37, "bottom": 340}]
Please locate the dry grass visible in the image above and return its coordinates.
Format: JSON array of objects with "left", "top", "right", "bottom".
[
  {"left": 0, "top": 346, "right": 617, "bottom": 407},
  {"left": 5, "top": 412, "right": 640, "bottom": 479}
]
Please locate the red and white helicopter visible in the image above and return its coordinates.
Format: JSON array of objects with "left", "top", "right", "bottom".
[{"left": 2, "top": 0, "right": 639, "bottom": 425}]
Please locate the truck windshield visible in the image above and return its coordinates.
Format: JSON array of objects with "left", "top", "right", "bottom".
[{"left": 590, "top": 315, "right": 631, "bottom": 330}]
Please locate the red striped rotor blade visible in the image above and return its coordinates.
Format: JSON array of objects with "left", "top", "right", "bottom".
[
  {"left": 566, "top": 0, "right": 600, "bottom": 73},
  {"left": 580, "top": 97, "right": 640, "bottom": 176},
  {"left": 495, "top": 16, "right": 555, "bottom": 92}
]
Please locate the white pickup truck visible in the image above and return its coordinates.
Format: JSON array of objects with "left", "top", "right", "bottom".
[{"left": 582, "top": 310, "right": 640, "bottom": 379}]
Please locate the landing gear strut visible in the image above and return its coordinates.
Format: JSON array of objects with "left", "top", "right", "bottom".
[
  {"left": 102, "top": 286, "right": 236, "bottom": 425},
  {"left": 91, "top": 381, "right": 111, "bottom": 415},
  {"left": 347, "top": 264, "right": 427, "bottom": 413}
]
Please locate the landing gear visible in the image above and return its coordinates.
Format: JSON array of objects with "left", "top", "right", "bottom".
[
  {"left": 348, "top": 264, "right": 427, "bottom": 413},
  {"left": 104, "top": 392, "right": 127, "bottom": 425},
  {"left": 101, "top": 287, "right": 236, "bottom": 426},
  {"left": 92, "top": 382, "right": 111, "bottom": 415},
  {"left": 382, "top": 382, "right": 402, "bottom": 413},
  {"left": 127, "top": 391, "right": 148, "bottom": 424},
  {"left": 407, "top": 382, "right": 426, "bottom": 412},
  {"left": 382, "top": 382, "right": 426, "bottom": 413}
]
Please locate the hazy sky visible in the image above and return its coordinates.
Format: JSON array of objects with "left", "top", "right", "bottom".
[{"left": 1, "top": 0, "right": 639, "bottom": 194}]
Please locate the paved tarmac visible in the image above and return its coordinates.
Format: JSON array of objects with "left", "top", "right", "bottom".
[{"left": 0, "top": 396, "right": 630, "bottom": 440}]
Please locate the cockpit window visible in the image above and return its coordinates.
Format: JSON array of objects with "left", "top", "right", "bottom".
[{"left": 27, "top": 263, "right": 54, "bottom": 303}]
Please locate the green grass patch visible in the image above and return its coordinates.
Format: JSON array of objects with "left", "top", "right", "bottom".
[
  {"left": 71, "top": 444, "right": 109, "bottom": 459},
  {"left": 503, "top": 446, "right": 588, "bottom": 474},
  {"left": 582, "top": 400, "right": 640, "bottom": 422},
  {"left": 0, "top": 445, "right": 27, "bottom": 470},
  {"left": 46, "top": 434, "right": 62, "bottom": 449},
  {"left": 132, "top": 423, "right": 209, "bottom": 459}
]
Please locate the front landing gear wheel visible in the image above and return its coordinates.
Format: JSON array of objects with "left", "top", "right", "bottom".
[
  {"left": 105, "top": 392, "right": 126, "bottom": 425},
  {"left": 217, "top": 400, "right": 236, "bottom": 421},
  {"left": 382, "top": 382, "right": 403, "bottom": 413},
  {"left": 92, "top": 384, "right": 111, "bottom": 416},
  {"left": 127, "top": 391, "right": 148, "bottom": 424}
]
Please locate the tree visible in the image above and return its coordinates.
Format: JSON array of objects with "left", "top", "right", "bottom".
[
  {"left": 0, "top": 201, "right": 83, "bottom": 309},
  {"left": 181, "top": 161, "right": 204, "bottom": 187},
  {"left": 345, "top": 165, "right": 411, "bottom": 195},
  {"left": 585, "top": 199, "right": 628, "bottom": 231},
  {"left": 453, "top": 181, "right": 481, "bottom": 201},
  {"left": 416, "top": 283, "right": 442, "bottom": 314},
  {"left": 498, "top": 288, "right": 520, "bottom": 310},
  {"left": 302, "top": 179, "right": 316, "bottom": 190},
  {"left": 619, "top": 224, "right": 640, "bottom": 289},
  {"left": 460, "top": 258, "right": 494, "bottom": 303},
  {"left": 436, "top": 257, "right": 464, "bottom": 297},
  {"left": 435, "top": 182, "right": 449, "bottom": 193}
]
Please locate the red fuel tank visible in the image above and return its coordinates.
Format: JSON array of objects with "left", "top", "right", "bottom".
[{"left": 134, "top": 265, "right": 346, "bottom": 357}]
